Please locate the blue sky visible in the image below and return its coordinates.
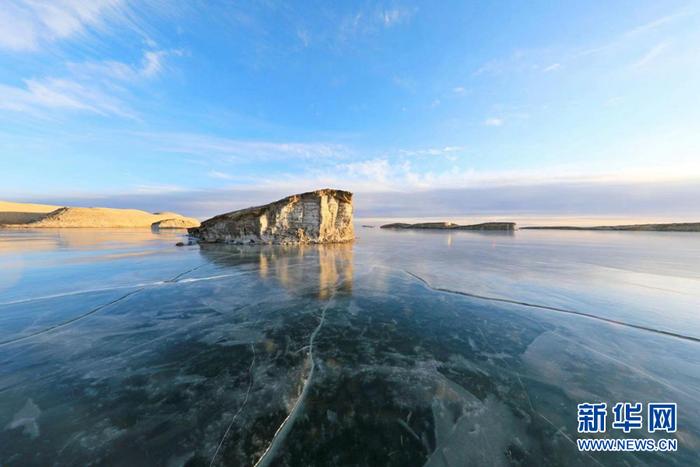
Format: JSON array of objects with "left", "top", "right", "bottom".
[{"left": 1, "top": 1, "right": 699, "bottom": 218}]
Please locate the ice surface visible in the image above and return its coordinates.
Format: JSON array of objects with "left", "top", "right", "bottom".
[{"left": 0, "top": 227, "right": 699, "bottom": 465}]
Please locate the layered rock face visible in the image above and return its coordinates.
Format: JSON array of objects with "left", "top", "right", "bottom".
[{"left": 189, "top": 189, "right": 354, "bottom": 244}]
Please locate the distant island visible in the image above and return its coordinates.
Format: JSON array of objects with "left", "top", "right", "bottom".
[
  {"left": 379, "top": 221, "right": 700, "bottom": 232},
  {"left": 380, "top": 222, "right": 516, "bottom": 231},
  {"left": 0, "top": 201, "right": 200, "bottom": 229},
  {"left": 522, "top": 223, "right": 700, "bottom": 232}
]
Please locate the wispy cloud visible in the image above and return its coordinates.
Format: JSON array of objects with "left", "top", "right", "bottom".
[
  {"left": 133, "top": 183, "right": 186, "bottom": 194},
  {"left": 341, "top": 159, "right": 391, "bottom": 183},
  {"left": 142, "top": 50, "right": 170, "bottom": 77},
  {"left": 0, "top": 0, "right": 126, "bottom": 52},
  {"left": 472, "top": 49, "right": 546, "bottom": 77},
  {"left": 223, "top": 155, "right": 700, "bottom": 199},
  {"left": 208, "top": 170, "right": 235, "bottom": 180},
  {"left": 624, "top": 10, "right": 689, "bottom": 37},
  {"left": 399, "top": 146, "right": 466, "bottom": 157},
  {"left": 379, "top": 7, "right": 415, "bottom": 27},
  {"left": 578, "top": 9, "right": 695, "bottom": 58},
  {"left": 484, "top": 117, "right": 503, "bottom": 126},
  {"left": 139, "top": 131, "right": 349, "bottom": 161},
  {"left": 392, "top": 75, "right": 416, "bottom": 92},
  {"left": 338, "top": 4, "right": 415, "bottom": 42},
  {"left": 473, "top": 7, "right": 697, "bottom": 78},
  {"left": 296, "top": 28, "right": 311, "bottom": 47},
  {"left": 0, "top": 48, "right": 179, "bottom": 119},
  {"left": 67, "top": 48, "right": 182, "bottom": 81},
  {"left": 67, "top": 60, "right": 132, "bottom": 82},
  {"left": 0, "top": 77, "right": 135, "bottom": 118},
  {"left": 633, "top": 41, "right": 670, "bottom": 68}
]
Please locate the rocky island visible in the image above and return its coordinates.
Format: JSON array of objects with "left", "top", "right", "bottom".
[
  {"left": 380, "top": 221, "right": 516, "bottom": 231},
  {"left": 522, "top": 222, "right": 700, "bottom": 232},
  {"left": 189, "top": 189, "right": 354, "bottom": 244}
]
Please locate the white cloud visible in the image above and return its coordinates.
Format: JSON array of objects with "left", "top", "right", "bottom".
[
  {"left": 633, "top": 41, "right": 670, "bottom": 68},
  {"left": 605, "top": 96, "right": 623, "bottom": 107},
  {"left": 341, "top": 159, "right": 391, "bottom": 182},
  {"left": 473, "top": 8, "right": 696, "bottom": 78},
  {"left": 139, "top": 132, "right": 349, "bottom": 161},
  {"left": 484, "top": 117, "right": 503, "bottom": 126},
  {"left": 452, "top": 86, "right": 467, "bottom": 96},
  {"left": 0, "top": 0, "right": 125, "bottom": 51},
  {"left": 399, "top": 146, "right": 466, "bottom": 157},
  {"left": 579, "top": 9, "right": 694, "bottom": 58},
  {"left": 472, "top": 50, "right": 543, "bottom": 77},
  {"left": 392, "top": 75, "right": 416, "bottom": 92},
  {"left": 142, "top": 50, "right": 167, "bottom": 77},
  {"left": 0, "top": 77, "right": 135, "bottom": 118},
  {"left": 68, "top": 49, "right": 180, "bottom": 81},
  {"left": 623, "top": 10, "right": 694, "bottom": 39},
  {"left": 379, "top": 8, "right": 414, "bottom": 27},
  {"left": 133, "top": 184, "right": 186, "bottom": 194},
  {"left": 297, "top": 28, "right": 311, "bottom": 47},
  {"left": 338, "top": 5, "right": 415, "bottom": 41},
  {"left": 0, "top": 49, "right": 178, "bottom": 119},
  {"left": 208, "top": 170, "right": 235, "bottom": 180},
  {"left": 257, "top": 160, "right": 700, "bottom": 196}
]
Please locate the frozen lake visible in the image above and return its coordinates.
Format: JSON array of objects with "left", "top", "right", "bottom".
[{"left": 1, "top": 227, "right": 699, "bottom": 465}]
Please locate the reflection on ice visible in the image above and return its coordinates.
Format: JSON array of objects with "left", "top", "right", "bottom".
[
  {"left": 0, "top": 228, "right": 699, "bottom": 466},
  {"left": 199, "top": 242, "right": 353, "bottom": 299}
]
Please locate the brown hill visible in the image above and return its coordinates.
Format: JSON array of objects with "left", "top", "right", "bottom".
[
  {"left": 152, "top": 218, "right": 201, "bottom": 229},
  {"left": 0, "top": 201, "right": 199, "bottom": 228},
  {"left": 0, "top": 201, "right": 62, "bottom": 224}
]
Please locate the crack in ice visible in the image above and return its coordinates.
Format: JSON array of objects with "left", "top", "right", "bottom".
[
  {"left": 0, "top": 283, "right": 162, "bottom": 306},
  {"left": 0, "top": 289, "right": 145, "bottom": 348},
  {"left": 0, "top": 253, "right": 320, "bottom": 308},
  {"left": 165, "top": 262, "right": 211, "bottom": 282},
  {"left": 252, "top": 287, "right": 339, "bottom": 467},
  {"left": 0, "top": 272, "right": 251, "bottom": 307},
  {"left": 0, "top": 261, "right": 222, "bottom": 348},
  {"left": 404, "top": 270, "right": 700, "bottom": 344},
  {"left": 210, "top": 343, "right": 257, "bottom": 466}
]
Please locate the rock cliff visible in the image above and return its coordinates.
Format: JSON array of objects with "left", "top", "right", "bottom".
[{"left": 189, "top": 189, "right": 354, "bottom": 244}]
